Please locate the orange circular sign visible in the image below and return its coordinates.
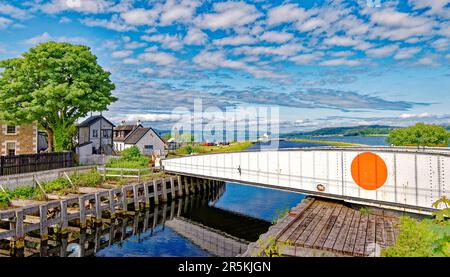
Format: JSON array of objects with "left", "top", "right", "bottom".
[{"left": 351, "top": 152, "right": 387, "bottom": 190}]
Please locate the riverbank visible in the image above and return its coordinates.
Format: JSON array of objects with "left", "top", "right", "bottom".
[
  {"left": 287, "top": 138, "right": 366, "bottom": 147},
  {"left": 168, "top": 141, "right": 253, "bottom": 157}
]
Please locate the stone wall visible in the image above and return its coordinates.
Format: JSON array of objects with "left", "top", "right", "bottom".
[{"left": 0, "top": 122, "right": 37, "bottom": 156}]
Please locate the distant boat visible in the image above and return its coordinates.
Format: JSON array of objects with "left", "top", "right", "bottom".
[{"left": 257, "top": 133, "right": 270, "bottom": 142}]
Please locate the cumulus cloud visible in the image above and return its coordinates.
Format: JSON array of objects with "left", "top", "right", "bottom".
[
  {"left": 184, "top": 28, "right": 208, "bottom": 45},
  {"left": 195, "top": 1, "right": 261, "bottom": 30},
  {"left": 260, "top": 31, "right": 293, "bottom": 43},
  {"left": 22, "top": 32, "right": 88, "bottom": 45}
]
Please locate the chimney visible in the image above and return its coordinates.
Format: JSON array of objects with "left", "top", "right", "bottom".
[{"left": 137, "top": 120, "right": 141, "bottom": 126}]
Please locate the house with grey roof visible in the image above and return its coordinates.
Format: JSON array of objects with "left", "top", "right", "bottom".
[
  {"left": 76, "top": 114, "right": 115, "bottom": 156},
  {"left": 113, "top": 122, "right": 165, "bottom": 156}
]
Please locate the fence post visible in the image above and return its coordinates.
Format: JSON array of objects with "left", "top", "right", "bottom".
[
  {"left": 177, "top": 175, "right": 183, "bottom": 197},
  {"left": 138, "top": 168, "right": 141, "bottom": 182},
  {"left": 1, "top": 156, "right": 4, "bottom": 176},
  {"left": 39, "top": 204, "right": 48, "bottom": 241}
]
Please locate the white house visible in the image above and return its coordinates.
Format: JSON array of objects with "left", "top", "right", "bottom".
[
  {"left": 76, "top": 115, "right": 115, "bottom": 156},
  {"left": 113, "top": 122, "right": 142, "bottom": 152},
  {"left": 113, "top": 122, "right": 166, "bottom": 155}
]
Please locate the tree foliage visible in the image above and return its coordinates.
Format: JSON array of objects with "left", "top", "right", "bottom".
[
  {"left": 0, "top": 41, "right": 117, "bottom": 151},
  {"left": 386, "top": 123, "right": 449, "bottom": 147}
]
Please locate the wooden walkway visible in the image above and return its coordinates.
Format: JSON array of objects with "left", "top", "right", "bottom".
[{"left": 243, "top": 198, "right": 399, "bottom": 257}]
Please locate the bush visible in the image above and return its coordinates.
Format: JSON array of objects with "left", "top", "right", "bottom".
[
  {"left": 121, "top": 146, "right": 142, "bottom": 161},
  {"left": 72, "top": 171, "right": 103, "bottom": 187},
  {"left": 0, "top": 192, "right": 10, "bottom": 208},
  {"left": 10, "top": 187, "right": 40, "bottom": 199},
  {"left": 381, "top": 216, "right": 450, "bottom": 257},
  {"left": 386, "top": 123, "right": 449, "bottom": 147},
  {"left": 107, "top": 146, "right": 150, "bottom": 169},
  {"left": 43, "top": 178, "right": 71, "bottom": 193}
]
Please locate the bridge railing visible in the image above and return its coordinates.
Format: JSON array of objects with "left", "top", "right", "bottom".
[{"left": 162, "top": 148, "right": 450, "bottom": 214}]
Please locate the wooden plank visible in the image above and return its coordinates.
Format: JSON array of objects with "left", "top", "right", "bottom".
[
  {"left": 375, "top": 216, "right": 386, "bottom": 249},
  {"left": 323, "top": 207, "right": 349, "bottom": 251},
  {"left": 353, "top": 213, "right": 369, "bottom": 256},
  {"left": 332, "top": 209, "right": 355, "bottom": 253},
  {"left": 10, "top": 199, "right": 46, "bottom": 207},
  {"left": 24, "top": 215, "right": 40, "bottom": 224},
  {"left": 313, "top": 205, "right": 343, "bottom": 249},
  {"left": 342, "top": 211, "right": 361, "bottom": 255},
  {"left": 296, "top": 203, "right": 336, "bottom": 247},
  {"left": 286, "top": 201, "right": 324, "bottom": 243},
  {"left": 277, "top": 201, "right": 319, "bottom": 242},
  {"left": 383, "top": 218, "right": 396, "bottom": 248},
  {"left": 364, "top": 214, "right": 376, "bottom": 256},
  {"left": 78, "top": 187, "right": 108, "bottom": 194}
]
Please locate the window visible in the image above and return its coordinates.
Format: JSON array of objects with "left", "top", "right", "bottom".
[
  {"left": 6, "top": 142, "right": 15, "bottom": 156},
  {"left": 102, "top": 129, "right": 111, "bottom": 138},
  {"left": 6, "top": 125, "right": 16, "bottom": 134},
  {"left": 92, "top": 129, "right": 98, "bottom": 138},
  {"left": 144, "top": 145, "right": 154, "bottom": 150}
]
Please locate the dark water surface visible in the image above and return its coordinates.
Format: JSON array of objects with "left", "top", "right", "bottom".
[{"left": 94, "top": 183, "right": 303, "bottom": 257}]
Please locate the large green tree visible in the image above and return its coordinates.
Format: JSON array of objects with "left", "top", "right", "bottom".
[
  {"left": 386, "top": 123, "right": 449, "bottom": 147},
  {"left": 0, "top": 42, "right": 117, "bottom": 151}
]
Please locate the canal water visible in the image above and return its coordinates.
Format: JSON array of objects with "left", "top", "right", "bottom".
[
  {"left": 96, "top": 135, "right": 378, "bottom": 257},
  {"left": 94, "top": 183, "right": 304, "bottom": 257}
]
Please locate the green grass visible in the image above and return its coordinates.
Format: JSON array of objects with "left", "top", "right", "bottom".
[
  {"left": 71, "top": 171, "right": 103, "bottom": 187},
  {"left": 288, "top": 138, "right": 365, "bottom": 147},
  {"left": 382, "top": 216, "right": 450, "bottom": 257},
  {"left": 170, "top": 141, "right": 254, "bottom": 157}
]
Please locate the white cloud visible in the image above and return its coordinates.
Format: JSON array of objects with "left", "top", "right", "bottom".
[
  {"left": 431, "top": 38, "right": 449, "bottom": 51},
  {"left": 233, "top": 43, "right": 303, "bottom": 58},
  {"left": 319, "top": 58, "right": 362, "bottom": 66},
  {"left": 266, "top": 4, "right": 307, "bottom": 26},
  {"left": 260, "top": 31, "right": 293, "bottom": 43},
  {"left": 139, "top": 49, "right": 178, "bottom": 65},
  {"left": 400, "top": 112, "right": 432, "bottom": 119},
  {"left": 416, "top": 54, "right": 439, "bottom": 66},
  {"left": 41, "top": 0, "right": 114, "bottom": 14},
  {"left": 184, "top": 28, "right": 208, "bottom": 45},
  {"left": 138, "top": 68, "right": 155, "bottom": 75},
  {"left": 366, "top": 44, "right": 399, "bottom": 57},
  {"left": 81, "top": 15, "right": 135, "bottom": 32},
  {"left": 141, "top": 34, "right": 183, "bottom": 50},
  {"left": 22, "top": 32, "right": 88, "bottom": 45},
  {"left": 59, "top": 17, "right": 72, "bottom": 23},
  {"left": 193, "top": 50, "right": 286, "bottom": 79},
  {"left": 0, "top": 2, "right": 30, "bottom": 20},
  {"left": 122, "top": 58, "right": 141, "bottom": 65},
  {"left": 393, "top": 47, "right": 421, "bottom": 60},
  {"left": 121, "top": 8, "right": 159, "bottom": 26},
  {"left": 159, "top": 0, "right": 199, "bottom": 25},
  {"left": 213, "top": 35, "right": 257, "bottom": 46},
  {"left": 112, "top": 50, "right": 133, "bottom": 58},
  {"left": 124, "top": 41, "right": 146, "bottom": 49},
  {"left": 195, "top": 1, "right": 261, "bottom": 30},
  {"left": 289, "top": 53, "right": 323, "bottom": 64}
]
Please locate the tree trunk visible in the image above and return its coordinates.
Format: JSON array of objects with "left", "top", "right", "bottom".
[{"left": 46, "top": 128, "right": 54, "bottom": 153}]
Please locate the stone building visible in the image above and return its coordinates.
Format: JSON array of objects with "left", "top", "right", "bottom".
[{"left": 0, "top": 122, "right": 38, "bottom": 156}]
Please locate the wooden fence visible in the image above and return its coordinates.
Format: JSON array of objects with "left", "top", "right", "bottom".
[
  {"left": 0, "top": 152, "right": 74, "bottom": 176},
  {"left": 97, "top": 166, "right": 154, "bottom": 181}
]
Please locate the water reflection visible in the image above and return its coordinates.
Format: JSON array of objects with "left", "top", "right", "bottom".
[{"left": 2, "top": 181, "right": 308, "bottom": 257}]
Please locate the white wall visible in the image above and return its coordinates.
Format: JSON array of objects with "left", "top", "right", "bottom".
[{"left": 124, "top": 128, "right": 165, "bottom": 155}]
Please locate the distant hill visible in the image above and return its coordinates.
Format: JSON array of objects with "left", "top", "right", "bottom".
[{"left": 284, "top": 125, "right": 397, "bottom": 138}]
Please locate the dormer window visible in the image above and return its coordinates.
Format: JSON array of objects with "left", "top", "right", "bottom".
[{"left": 6, "top": 125, "right": 16, "bottom": 134}]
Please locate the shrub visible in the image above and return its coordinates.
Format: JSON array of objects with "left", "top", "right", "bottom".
[
  {"left": 0, "top": 192, "right": 10, "bottom": 208},
  {"left": 121, "top": 146, "right": 142, "bottom": 161},
  {"left": 10, "top": 187, "right": 40, "bottom": 199},
  {"left": 72, "top": 171, "right": 103, "bottom": 187},
  {"left": 381, "top": 217, "right": 441, "bottom": 257},
  {"left": 42, "top": 178, "right": 71, "bottom": 193}
]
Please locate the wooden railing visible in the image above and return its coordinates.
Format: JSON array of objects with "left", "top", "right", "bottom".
[{"left": 96, "top": 166, "right": 154, "bottom": 181}]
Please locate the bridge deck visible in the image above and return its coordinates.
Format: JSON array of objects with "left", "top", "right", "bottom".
[{"left": 279, "top": 199, "right": 399, "bottom": 256}]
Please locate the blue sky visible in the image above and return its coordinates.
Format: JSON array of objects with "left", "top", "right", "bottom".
[{"left": 0, "top": 0, "right": 449, "bottom": 132}]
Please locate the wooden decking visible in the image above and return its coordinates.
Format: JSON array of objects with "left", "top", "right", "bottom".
[{"left": 243, "top": 198, "right": 400, "bottom": 257}]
